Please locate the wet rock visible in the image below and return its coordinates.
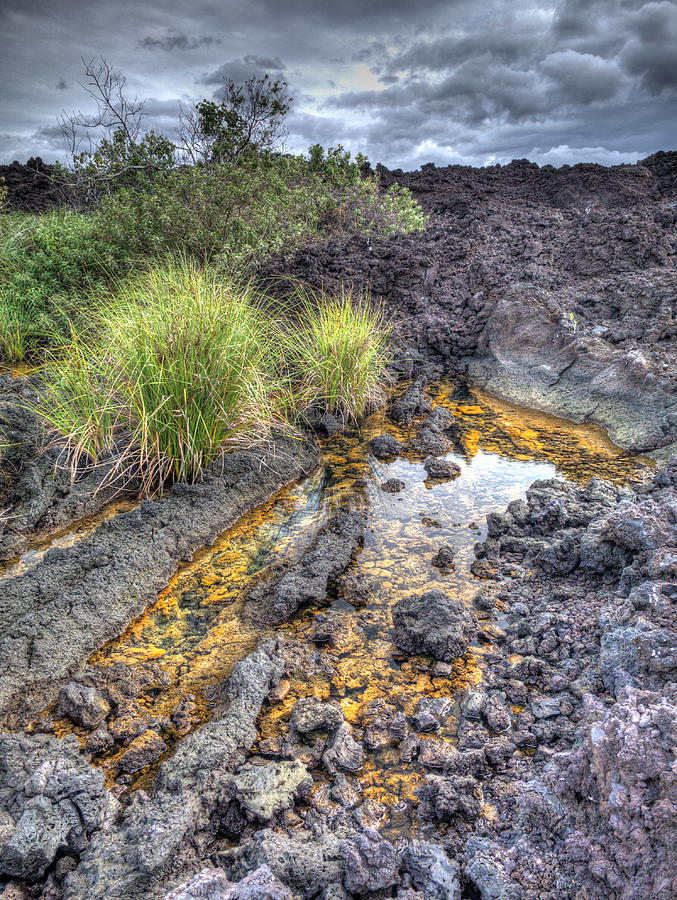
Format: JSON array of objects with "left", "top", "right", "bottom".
[
  {"left": 369, "top": 434, "right": 403, "bottom": 459},
  {"left": 290, "top": 698, "right": 344, "bottom": 734},
  {"left": 390, "top": 377, "right": 432, "bottom": 424},
  {"left": 410, "top": 428, "right": 451, "bottom": 456},
  {"left": 118, "top": 730, "right": 167, "bottom": 774},
  {"left": 424, "top": 457, "right": 461, "bottom": 479},
  {"left": 221, "top": 826, "right": 345, "bottom": 900},
  {"left": 401, "top": 839, "right": 462, "bottom": 899},
  {"left": 0, "top": 733, "right": 115, "bottom": 880},
  {"left": 227, "top": 759, "right": 312, "bottom": 822},
  {"left": 461, "top": 689, "right": 487, "bottom": 720},
  {"left": 247, "top": 509, "right": 365, "bottom": 625},
  {"left": 63, "top": 641, "right": 284, "bottom": 900},
  {"left": 0, "top": 437, "right": 319, "bottom": 724},
  {"left": 340, "top": 828, "right": 399, "bottom": 894},
  {"left": 432, "top": 544, "right": 456, "bottom": 568},
  {"left": 57, "top": 682, "right": 111, "bottom": 729},
  {"left": 417, "top": 774, "right": 482, "bottom": 823},
  {"left": 392, "top": 590, "right": 476, "bottom": 662},
  {"left": 411, "top": 710, "right": 440, "bottom": 733},
  {"left": 381, "top": 478, "right": 405, "bottom": 494},
  {"left": 323, "top": 724, "right": 365, "bottom": 773}
]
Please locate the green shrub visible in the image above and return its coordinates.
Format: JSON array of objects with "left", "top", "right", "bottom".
[
  {"left": 283, "top": 285, "right": 392, "bottom": 421},
  {"left": 95, "top": 148, "right": 426, "bottom": 268},
  {"left": 37, "top": 261, "right": 294, "bottom": 495},
  {"left": 0, "top": 210, "right": 130, "bottom": 360}
]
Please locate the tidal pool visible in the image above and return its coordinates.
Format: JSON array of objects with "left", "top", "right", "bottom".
[{"left": 48, "top": 378, "right": 650, "bottom": 830}]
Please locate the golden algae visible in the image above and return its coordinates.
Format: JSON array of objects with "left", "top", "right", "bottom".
[{"left": 43, "top": 378, "right": 650, "bottom": 822}]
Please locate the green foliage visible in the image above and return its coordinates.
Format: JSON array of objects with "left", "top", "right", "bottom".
[
  {"left": 71, "top": 127, "right": 176, "bottom": 199},
  {"left": 37, "top": 262, "right": 294, "bottom": 495},
  {"left": 283, "top": 285, "right": 392, "bottom": 421},
  {"left": 308, "top": 144, "right": 427, "bottom": 236},
  {"left": 0, "top": 210, "right": 129, "bottom": 360},
  {"left": 0, "top": 178, "right": 7, "bottom": 210},
  {"left": 95, "top": 146, "right": 426, "bottom": 268},
  {"left": 95, "top": 154, "right": 321, "bottom": 266},
  {"left": 193, "top": 75, "right": 291, "bottom": 164}
]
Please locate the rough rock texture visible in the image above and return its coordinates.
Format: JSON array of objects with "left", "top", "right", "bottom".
[
  {"left": 0, "top": 372, "right": 125, "bottom": 562},
  {"left": 264, "top": 153, "right": 677, "bottom": 455},
  {"left": 392, "top": 590, "right": 476, "bottom": 661},
  {"left": 0, "top": 732, "right": 115, "bottom": 879},
  {"left": 162, "top": 865, "right": 296, "bottom": 900},
  {"left": 246, "top": 508, "right": 365, "bottom": 624},
  {"left": 225, "top": 759, "right": 312, "bottom": 822},
  {"left": 220, "top": 826, "right": 347, "bottom": 900},
  {"left": 0, "top": 437, "right": 318, "bottom": 724},
  {"left": 0, "top": 158, "right": 66, "bottom": 211},
  {"left": 62, "top": 640, "right": 284, "bottom": 899}
]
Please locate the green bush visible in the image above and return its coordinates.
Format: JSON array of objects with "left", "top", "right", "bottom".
[
  {"left": 95, "top": 147, "right": 427, "bottom": 268},
  {"left": 0, "top": 210, "right": 130, "bottom": 360},
  {"left": 283, "top": 284, "right": 392, "bottom": 421},
  {"left": 37, "top": 261, "right": 294, "bottom": 495}
]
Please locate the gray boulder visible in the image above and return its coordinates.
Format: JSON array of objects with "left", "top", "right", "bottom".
[
  {"left": 401, "top": 840, "right": 461, "bottom": 899},
  {"left": 227, "top": 760, "right": 312, "bottom": 822},
  {"left": 392, "top": 590, "right": 476, "bottom": 661},
  {"left": 340, "top": 828, "right": 399, "bottom": 894}
]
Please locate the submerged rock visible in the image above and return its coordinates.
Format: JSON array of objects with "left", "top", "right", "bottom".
[
  {"left": 382, "top": 478, "right": 405, "bottom": 493},
  {"left": 323, "top": 724, "right": 365, "bottom": 773},
  {"left": 392, "top": 590, "right": 476, "bottom": 661},
  {"left": 247, "top": 509, "right": 365, "bottom": 625}
]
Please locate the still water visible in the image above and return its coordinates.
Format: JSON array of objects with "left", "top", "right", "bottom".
[{"left": 49, "top": 378, "right": 649, "bottom": 829}]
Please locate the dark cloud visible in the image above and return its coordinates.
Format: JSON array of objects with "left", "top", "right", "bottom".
[
  {"left": 201, "top": 55, "right": 287, "bottom": 86},
  {"left": 138, "top": 31, "right": 221, "bottom": 51},
  {"left": 0, "top": 0, "right": 675, "bottom": 169}
]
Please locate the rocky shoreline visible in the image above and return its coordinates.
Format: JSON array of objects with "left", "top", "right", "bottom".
[{"left": 0, "top": 155, "right": 675, "bottom": 899}]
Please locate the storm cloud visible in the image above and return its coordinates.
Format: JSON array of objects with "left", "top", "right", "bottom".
[{"left": 0, "top": 0, "right": 675, "bottom": 169}]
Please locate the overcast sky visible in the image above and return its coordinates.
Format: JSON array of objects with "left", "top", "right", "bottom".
[{"left": 1, "top": 0, "right": 676, "bottom": 169}]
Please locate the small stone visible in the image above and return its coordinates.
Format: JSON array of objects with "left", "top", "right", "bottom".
[
  {"left": 432, "top": 545, "right": 456, "bottom": 568},
  {"left": 382, "top": 478, "right": 405, "bottom": 494},
  {"left": 423, "top": 457, "right": 461, "bottom": 480},
  {"left": 57, "top": 682, "right": 110, "bottom": 729},
  {"left": 370, "top": 434, "right": 403, "bottom": 459},
  {"left": 322, "top": 724, "right": 365, "bottom": 773},
  {"left": 118, "top": 730, "right": 167, "bottom": 774},
  {"left": 290, "top": 698, "right": 343, "bottom": 734},
  {"left": 412, "top": 711, "right": 440, "bottom": 733}
]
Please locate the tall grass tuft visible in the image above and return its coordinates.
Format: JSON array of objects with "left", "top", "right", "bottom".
[
  {"left": 37, "top": 261, "right": 293, "bottom": 495},
  {"left": 283, "top": 285, "right": 391, "bottom": 421}
]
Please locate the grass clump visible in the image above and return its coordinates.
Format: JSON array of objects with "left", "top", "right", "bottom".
[
  {"left": 38, "top": 261, "right": 292, "bottom": 495},
  {"left": 284, "top": 285, "right": 391, "bottom": 421}
]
